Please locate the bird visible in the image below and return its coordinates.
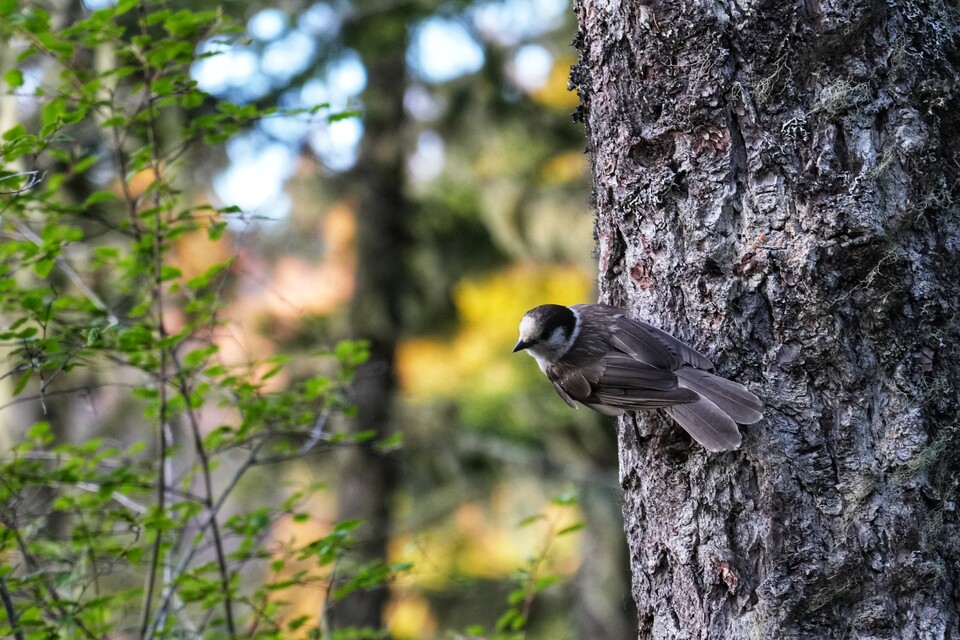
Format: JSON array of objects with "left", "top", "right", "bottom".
[{"left": 513, "top": 303, "right": 763, "bottom": 452}]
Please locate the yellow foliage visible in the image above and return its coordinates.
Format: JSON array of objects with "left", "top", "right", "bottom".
[
  {"left": 451, "top": 501, "right": 528, "bottom": 577},
  {"left": 387, "top": 593, "right": 438, "bottom": 640},
  {"left": 529, "top": 57, "right": 581, "bottom": 111},
  {"left": 390, "top": 487, "right": 584, "bottom": 584},
  {"left": 321, "top": 202, "right": 357, "bottom": 259},
  {"left": 539, "top": 150, "right": 588, "bottom": 185},
  {"left": 395, "top": 263, "right": 593, "bottom": 397}
]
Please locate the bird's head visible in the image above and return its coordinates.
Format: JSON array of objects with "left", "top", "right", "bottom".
[{"left": 513, "top": 304, "right": 579, "bottom": 365}]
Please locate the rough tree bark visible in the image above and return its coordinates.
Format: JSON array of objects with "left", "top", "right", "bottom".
[{"left": 572, "top": 1, "right": 960, "bottom": 638}]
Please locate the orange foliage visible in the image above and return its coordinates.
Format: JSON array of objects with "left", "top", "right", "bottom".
[
  {"left": 124, "top": 165, "right": 162, "bottom": 200},
  {"left": 201, "top": 205, "right": 356, "bottom": 389}
]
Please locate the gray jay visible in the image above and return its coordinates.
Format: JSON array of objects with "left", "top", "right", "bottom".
[{"left": 513, "top": 303, "right": 763, "bottom": 451}]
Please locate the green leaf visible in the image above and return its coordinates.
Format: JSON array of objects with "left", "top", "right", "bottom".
[
  {"left": 91, "top": 245, "right": 120, "bottom": 266},
  {"left": 288, "top": 615, "right": 310, "bottom": 631},
  {"left": 334, "top": 339, "right": 370, "bottom": 370},
  {"left": 374, "top": 432, "right": 404, "bottom": 453},
  {"left": 12, "top": 370, "right": 32, "bottom": 396},
  {"left": 517, "top": 514, "right": 546, "bottom": 528},
  {"left": 40, "top": 97, "right": 66, "bottom": 129},
  {"left": 203, "top": 425, "right": 233, "bottom": 450},
  {"left": 27, "top": 421, "right": 51, "bottom": 441},
  {"left": 4, "top": 68, "right": 23, "bottom": 88},
  {"left": 557, "top": 522, "right": 585, "bottom": 536},
  {"left": 2, "top": 123, "right": 27, "bottom": 141},
  {"left": 537, "top": 575, "right": 561, "bottom": 591},
  {"left": 83, "top": 190, "right": 117, "bottom": 206},
  {"left": 73, "top": 154, "right": 98, "bottom": 175},
  {"left": 331, "top": 561, "right": 403, "bottom": 600},
  {"left": 34, "top": 257, "right": 55, "bottom": 278},
  {"left": 207, "top": 220, "right": 227, "bottom": 240},
  {"left": 333, "top": 519, "right": 361, "bottom": 533},
  {"left": 328, "top": 109, "right": 362, "bottom": 123},
  {"left": 496, "top": 608, "right": 526, "bottom": 632},
  {"left": 180, "top": 89, "right": 205, "bottom": 109},
  {"left": 352, "top": 430, "right": 377, "bottom": 443},
  {"left": 551, "top": 491, "right": 578, "bottom": 506},
  {"left": 184, "top": 344, "right": 218, "bottom": 367},
  {"left": 159, "top": 265, "right": 182, "bottom": 281}
]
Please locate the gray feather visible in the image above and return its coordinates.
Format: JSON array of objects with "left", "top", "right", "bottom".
[
  {"left": 549, "top": 356, "right": 697, "bottom": 410},
  {"left": 664, "top": 397, "right": 742, "bottom": 452},
  {"left": 551, "top": 382, "right": 578, "bottom": 409},
  {"left": 674, "top": 367, "right": 764, "bottom": 424},
  {"left": 634, "top": 320, "right": 715, "bottom": 371},
  {"left": 607, "top": 323, "right": 679, "bottom": 369}
]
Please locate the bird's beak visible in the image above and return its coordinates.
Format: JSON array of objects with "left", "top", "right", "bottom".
[{"left": 513, "top": 339, "right": 530, "bottom": 353}]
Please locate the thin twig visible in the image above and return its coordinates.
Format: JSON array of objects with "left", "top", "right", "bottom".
[
  {"left": 138, "top": 419, "right": 171, "bottom": 638},
  {"left": 137, "top": 0, "right": 175, "bottom": 632},
  {"left": 5, "top": 216, "right": 120, "bottom": 327},
  {"left": 143, "top": 410, "right": 343, "bottom": 637},
  {"left": 146, "top": 438, "right": 265, "bottom": 640},
  {"left": 76, "top": 482, "right": 148, "bottom": 514},
  {"left": 251, "top": 409, "right": 333, "bottom": 465},
  {"left": 176, "top": 370, "right": 237, "bottom": 636},
  {"left": 0, "top": 170, "right": 44, "bottom": 195},
  {"left": 2, "top": 516, "right": 99, "bottom": 639},
  {"left": 320, "top": 554, "right": 340, "bottom": 637},
  {"left": 0, "top": 576, "right": 25, "bottom": 640}
]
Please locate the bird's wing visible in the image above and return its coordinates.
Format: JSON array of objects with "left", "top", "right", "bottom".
[
  {"left": 548, "top": 357, "right": 698, "bottom": 410},
  {"left": 551, "top": 381, "right": 578, "bottom": 409},
  {"left": 588, "top": 306, "right": 714, "bottom": 371},
  {"left": 615, "top": 315, "right": 716, "bottom": 371},
  {"left": 604, "top": 314, "right": 681, "bottom": 370}
]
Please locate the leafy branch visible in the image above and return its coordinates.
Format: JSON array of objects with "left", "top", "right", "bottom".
[{"left": 0, "top": 2, "right": 400, "bottom": 638}]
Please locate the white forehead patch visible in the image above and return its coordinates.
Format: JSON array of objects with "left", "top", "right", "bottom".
[{"left": 518, "top": 313, "right": 540, "bottom": 340}]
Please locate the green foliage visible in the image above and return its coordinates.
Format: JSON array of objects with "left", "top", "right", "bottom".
[
  {"left": 452, "top": 492, "right": 582, "bottom": 640},
  {"left": 0, "top": 2, "right": 589, "bottom": 638},
  {"left": 0, "top": 3, "right": 405, "bottom": 638}
]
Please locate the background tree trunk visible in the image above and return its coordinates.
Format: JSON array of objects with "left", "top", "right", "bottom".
[
  {"left": 329, "top": 12, "right": 411, "bottom": 630},
  {"left": 573, "top": 0, "right": 960, "bottom": 637}
]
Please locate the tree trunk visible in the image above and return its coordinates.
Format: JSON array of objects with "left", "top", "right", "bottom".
[
  {"left": 329, "top": 15, "right": 411, "bottom": 631},
  {"left": 572, "top": 1, "right": 960, "bottom": 638}
]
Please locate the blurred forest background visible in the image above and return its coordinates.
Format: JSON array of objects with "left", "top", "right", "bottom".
[{"left": 0, "top": 0, "right": 634, "bottom": 638}]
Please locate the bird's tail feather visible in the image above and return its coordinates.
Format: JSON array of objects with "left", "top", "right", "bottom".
[
  {"left": 663, "top": 367, "right": 764, "bottom": 451},
  {"left": 674, "top": 367, "right": 764, "bottom": 424},
  {"left": 664, "top": 398, "right": 742, "bottom": 452}
]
